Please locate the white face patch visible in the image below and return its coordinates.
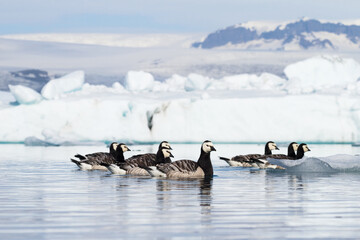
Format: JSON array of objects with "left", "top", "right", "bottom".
[
  {"left": 303, "top": 144, "right": 310, "bottom": 152},
  {"left": 269, "top": 142, "right": 278, "bottom": 150},
  {"left": 161, "top": 142, "right": 171, "bottom": 149},
  {"left": 112, "top": 143, "right": 119, "bottom": 151},
  {"left": 121, "top": 144, "right": 130, "bottom": 152},
  {"left": 162, "top": 149, "right": 172, "bottom": 158},
  {"left": 202, "top": 141, "right": 215, "bottom": 153},
  {"left": 293, "top": 143, "right": 299, "bottom": 151}
]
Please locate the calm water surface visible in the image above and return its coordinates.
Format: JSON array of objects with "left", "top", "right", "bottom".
[{"left": 0, "top": 143, "right": 360, "bottom": 239}]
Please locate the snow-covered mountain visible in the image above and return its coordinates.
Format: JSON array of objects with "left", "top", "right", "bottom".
[{"left": 193, "top": 19, "right": 360, "bottom": 50}]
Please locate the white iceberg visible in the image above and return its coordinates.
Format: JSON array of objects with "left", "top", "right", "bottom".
[
  {"left": 284, "top": 55, "right": 360, "bottom": 93},
  {"left": 8, "top": 84, "right": 42, "bottom": 105},
  {"left": 164, "top": 74, "right": 187, "bottom": 91},
  {"left": 185, "top": 73, "right": 213, "bottom": 91},
  {"left": 41, "top": 70, "right": 85, "bottom": 100},
  {"left": 1, "top": 55, "right": 360, "bottom": 143},
  {"left": 124, "top": 71, "right": 155, "bottom": 92}
]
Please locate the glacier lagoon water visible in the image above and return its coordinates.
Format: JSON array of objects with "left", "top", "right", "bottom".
[{"left": 0, "top": 143, "right": 360, "bottom": 240}]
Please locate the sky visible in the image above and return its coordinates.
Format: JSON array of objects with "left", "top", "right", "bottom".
[{"left": 0, "top": 0, "right": 359, "bottom": 34}]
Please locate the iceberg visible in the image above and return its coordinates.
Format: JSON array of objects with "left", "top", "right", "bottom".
[
  {"left": 8, "top": 84, "right": 42, "bottom": 105},
  {"left": 185, "top": 73, "right": 213, "bottom": 91},
  {"left": 124, "top": 71, "right": 156, "bottom": 92},
  {"left": 1, "top": 55, "right": 360, "bottom": 144},
  {"left": 41, "top": 70, "right": 85, "bottom": 99},
  {"left": 268, "top": 155, "right": 360, "bottom": 172},
  {"left": 284, "top": 55, "right": 360, "bottom": 93}
]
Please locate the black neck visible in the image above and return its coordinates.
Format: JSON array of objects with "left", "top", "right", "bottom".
[
  {"left": 296, "top": 145, "right": 305, "bottom": 159},
  {"left": 155, "top": 150, "right": 165, "bottom": 164},
  {"left": 264, "top": 146, "right": 272, "bottom": 155},
  {"left": 287, "top": 145, "right": 296, "bottom": 158},
  {"left": 110, "top": 145, "right": 117, "bottom": 156},
  {"left": 115, "top": 148, "right": 125, "bottom": 163},
  {"left": 197, "top": 150, "right": 213, "bottom": 177}
]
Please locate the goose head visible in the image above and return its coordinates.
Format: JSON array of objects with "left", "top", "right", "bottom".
[
  {"left": 109, "top": 142, "right": 118, "bottom": 150},
  {"left": 287, "top": 142, "right": 299, "bottom": 157},
  {"left": 202, "top": 140, "right": 216, "bottom": 154},
  {"left": 118, "top": 143, "right": 131, "bottom": 153},
  {"left": 159, "top": 141, "right": 172, "bottom": 150},
  {"left": 162, "top": 147, "right": 174, "bottom": 159},
  {"left": 300, "top": 143, "right": 311, "bottom": 152},
  {"left": 267, "top": 141, "right": 279, "bottom": 151},
  {"left": 290, "top": 142, "right": 299, "bottom": 152}
]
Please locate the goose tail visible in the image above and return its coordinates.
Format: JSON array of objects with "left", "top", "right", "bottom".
[
  {"left": 74, "top": 154, "right": 86, "bottom": 160},
  {"left": 219, "top": 156, "right": 230, "bottom": 161},
  {"left": 71, "top": 158, "right": 92, "bottom": 170}
]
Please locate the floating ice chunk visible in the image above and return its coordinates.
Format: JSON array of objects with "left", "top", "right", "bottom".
[
  {"left": 217, "top": 74, "right": 253, "bottom": 90},
  {"left": 124, "top": 71, "right": 155, "bottom": 91},
  {"left": 185, "top": 73, "right": 213, "bottom": 91},
  {"left": 269, "top": 155, "right": 360, "bottom": 172},
  {"left": 284, "top": 55, "right": 360, "bottom": 93},
  {"left": 164, "top": 74, "right": 187, "bottom": 91},
  {"left": 211, "top": 73, "right": 286, "bottom": 91},
  {"left": 112, "top": 82, "right": 127, "bottom": 92},
  {"left": 268, "top": 157, "right": 336, "bottom": 173},
  {"left": 256, "top": 73, "right": 287, "bottom": 90},
  {"left": 41, "top": 70, "right": 85, "bottom": 100},
  {"left": 8, "top": 84, "right": 42, "bottom": 104}
]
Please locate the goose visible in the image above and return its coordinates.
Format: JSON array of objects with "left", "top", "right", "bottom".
[
  {"left": 126, "top": 141, "right": 172, "bottom": 162},
  {"left": 251, "top": 143, "right": 311, "bottom": 169},
  {"left": 70, "top": 143, "right": 131, "bottom": 170},
  {"left": 219, "top": 141, "right": 279, "bottom": 167},
  {"left": 145, "top": 140, "right": 216, "bottom": 179},
  {"left": 295, "top": 143, "right": 311, "bottom": 159},
  {"left": 101, "top": 146, "right": 173, "bottom": 175},
  {"left": 250, "top": 142, "right": 299, "bottom": 164}
]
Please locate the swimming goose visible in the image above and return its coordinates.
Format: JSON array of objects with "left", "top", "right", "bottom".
[
  {"left": 219, "top": 141, "right": 279, "bottom": 167},
  {"left": 71, "top": 143, "right": 131, "bottom": 170},
  {"left": 252, "top": 143, "right": 311, "bottom": 169},
  {"left": 145, "top": 140, "right": 216, "bottom": 179},
  {"left": 252, "top": 142, "right": 299, "bottom": 162},
  {"left": 101, "top": 146, "right": 173, "bottom": 175},
  {"left": 295, "top": 143, "right": 311, "bottom": 159},
  {"left": 126, "top": 141, "right": 172, "bottom": 162}
]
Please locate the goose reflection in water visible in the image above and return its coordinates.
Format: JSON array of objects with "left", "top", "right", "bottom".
[{"left": 156, "top": 178, "right": 213, "bottom": 216}]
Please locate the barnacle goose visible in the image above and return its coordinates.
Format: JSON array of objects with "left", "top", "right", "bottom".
[
  {"left": 125, "top": 141, "right": 172, "bottom": 162},
  {"left": 145, "top": 140, "right": 216, "bottom": 179},
  {"left": 101, "top": 146, "right": 173, "bottom": 175},
  {"left": 70, "top": 143, "right": 130, "bottom": 170},
  {"left": 219, "top": 141, "right": 279, "bottom": 167},
  {"left": 251, "top": 143, "right": 311, "bottom": 169}
]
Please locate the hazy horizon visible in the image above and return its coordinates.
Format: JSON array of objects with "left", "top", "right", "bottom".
[{"left": 1, "top": 0, "right": 359, "bottom": 34}]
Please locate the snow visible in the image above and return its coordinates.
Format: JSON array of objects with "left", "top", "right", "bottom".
[
  {"left": 2, "top": 55, "right": 360, "bottom": 144},
  {"left": 41, "top": 71, "right": 85, "bottom": 99},
  {"left": 8, "top": 84, "right": 42, "bottom": 104}
]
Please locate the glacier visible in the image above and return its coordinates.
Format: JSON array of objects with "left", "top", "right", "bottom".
[{"left": 3, "top": 55, "right": 360, "bottom": 144}]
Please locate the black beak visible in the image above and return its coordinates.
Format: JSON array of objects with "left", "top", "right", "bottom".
[
  {"left": 275, "top": 146, "right": 279, "bottom": 150},
  {"left": 307, "top": 148, "right": 311, "bottom": 151},
  {"left": 210, "top": 146, "right": 216, "bottom": 151},
  {"left": 168, "top": 146, "right": 173, "bottom": 150},
  {"left": 170, "top": 152, "right": 174, "bottom": 158},
  {"left": 127, "top": 148, "right": 131, "bottom": 151}
]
